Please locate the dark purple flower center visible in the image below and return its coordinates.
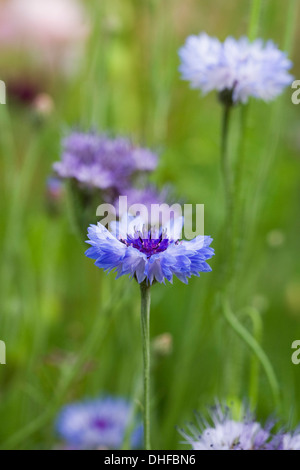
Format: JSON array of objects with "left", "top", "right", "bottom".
[
  {"left": 92, "top": 418, "right": 111, "bottom": 431},
  {"left": 122, "top": 235, "right": 171, "bottom": 258}
]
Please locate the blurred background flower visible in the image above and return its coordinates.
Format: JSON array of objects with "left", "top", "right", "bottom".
[
  {"left": 179, "top": 33, "right": 293, "bottom": 104},
  {"left": 0, "top": 0, "right": 89, "bottom": 75},
  {"left": 52, "top": 130, "right": 161, "bottom": 236},
  {"left": 0, "top": 0, "right": 90, "bottom": 111},
  {"left": 180, "top": 404, "right": 300, "bottom": 450},
  {"left": 53, "top": 131, "right": 158, "bottom": 195},
  {"left": 56, "top": 396, "right": 142, "bottom": 450},
  {"left": 179, "top": 404, "right": 277, "bottom": 450}
]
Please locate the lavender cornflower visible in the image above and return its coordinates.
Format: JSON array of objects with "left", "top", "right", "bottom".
[
  {"left": 85, "top": 213, "right": 214, "bottom": 285},
  {"left": 53, "top": 131, "right": 158, "bottom": 193},
  {"left": 56, "top": 396, "right": 142, "bottom": 450},
  {"left": 179, "top": 33, "right": 293, "bottom": 104},
  {"left": 179, "top": 405, "right": 278, "bottom": 450}
]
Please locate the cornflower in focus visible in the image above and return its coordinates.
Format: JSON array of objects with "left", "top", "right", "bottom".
[
  {"left": 85, "top": 213, "right": 214, "bottom": 449},
  {"left": 85, "top": 213, "right": 214, "bottom": 285}
]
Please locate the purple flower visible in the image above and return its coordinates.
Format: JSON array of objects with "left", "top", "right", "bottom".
[
  {"left": 179, "top": 405, "right": 278, "bottom": 450},
  {"left": 53, "top": 131, "right": 158, "bottom": 192},
  {"left": 85, "top": 213, "right": 214, "bottom": 285},
  {"left": 56, "top": 396, "right": 142, "bottom": 450},
  {"left": 179, "top": 33, "right": 293, "bottom": 104}
]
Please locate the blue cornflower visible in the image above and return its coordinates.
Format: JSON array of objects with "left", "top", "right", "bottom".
[
  {"left": 56, "top": 396, "right": 142, "bottom": 450},
  {"left": 85, "top": 214, "right": 214, "bottom": 285},
  {"left": 53, "top": 131, "right": 158, "bottom": 192},
  {"left": 179, "top": 405, "right": 278, "bottom": 450},
  {"left": 179, "top": 33, "right": 293, "bottom": 104}
]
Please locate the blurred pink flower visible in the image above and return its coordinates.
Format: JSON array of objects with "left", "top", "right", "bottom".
[{"left": 0, "top": 0, "right": 89, "bottom": 73}]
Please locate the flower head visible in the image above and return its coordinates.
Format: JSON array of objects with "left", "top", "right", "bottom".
[
  {"left": 179, "top": 33, "right": 293, "bottom": 104},
  {"left": 179, "top": 405, "right": 278, "bottom": 450},
  {"left": 56, "top": 396, "right": 142, "bottom": 450},
  {"left": 85, "top": 213, "right": 214, "bottom": 285},
  {"left": 53, "top": 131, "right": 158, "bottom": 194}
]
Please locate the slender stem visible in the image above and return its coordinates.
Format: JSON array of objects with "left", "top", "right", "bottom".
[
  {"left": 140, "top": 282, "right": 151, "bottom": 450},
  {"left": 248, "top": 0, "right": 262, "bottom": 40},
  {"left": 243, "top": 307, "right": 263, "bottom": 408},
  {"left": 220, "top": 103, "right": 234, "bottom": 286},
  {"left": 222, "top": 297, "right": 280, "bottom": 410},
  {"left": 221, "top": 103, "right": 233, "bottom": 223},
  {"left": 229, "top": 0, "right": 263, "bottom": 281},
  {"left": 232, "top": 105, "right": 248, "bottom": 278},
  {"left": 234, "top": 106, "right": 247, "bottom": 210}
]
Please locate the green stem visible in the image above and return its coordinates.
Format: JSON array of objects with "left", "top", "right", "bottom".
[
  {"left": 234, "top": 106, "right": 248, "bottom": 210},
  {"left": 220, "top": 103, "right": 235, "bottom": 286},
  {"left": 221, "top": 104, "right": 233, "bottom": 222},
  {"left": 140, "top": 282, "right": 151, "bottom": 450},
  {"left": 248, "top": 0, "right": 298, "bottom": 252},
  {"left": 243, "top": 307, "right": 263, "bottom": 408},
  {"left": 232, "top": 0, "right": 263, "bottom": 276},
  {"left": 232, "top": 105, "right": 248, "bottom": 279},
  {"left": 222, "top": 297, "right": 280, "bottom": 410},
  {"left": 248, "top": 0, "right": 262, "bottom": 40}
]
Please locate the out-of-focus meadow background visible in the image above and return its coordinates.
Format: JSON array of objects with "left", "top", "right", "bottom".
[{"left": 0, "top": 0, "right": 299, "bottom": 450}]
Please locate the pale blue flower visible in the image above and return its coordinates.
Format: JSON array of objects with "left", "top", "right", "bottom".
[{"left": 179, "top": 33, "right": 293, "bottom": 104}]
